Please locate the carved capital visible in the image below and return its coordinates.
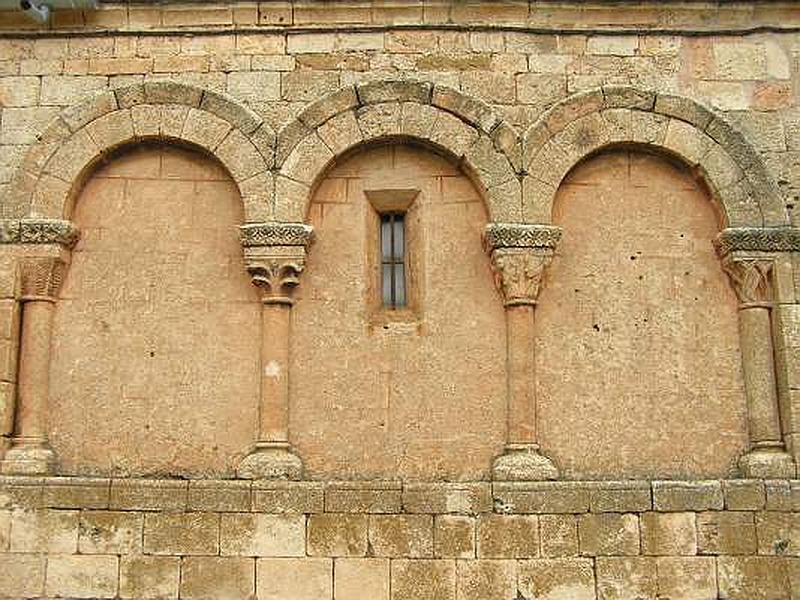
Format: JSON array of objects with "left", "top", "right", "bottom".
[
  {"left": 721, "top": 256, "right": 774, "bottom": 307},
  {"left": 0, "top": 219, "right": 79, "bottom": 247},
  {"left": 19, "top": 256, "right": 67, "bottom": 301},
  {"left": 490, "top": 248, "right": 553, "bottom": 306},
  {"left": 245, "top": 246, "right": 306, "bottom": 304},
  {"left": 484, "top": 223, "right": 562, "bottom": 252},
  {"left": 715, "top": 227, "right": 800, "bottom": 256},
  {"left": 240, "top": 222, "right": 314, "bottom": 248}
]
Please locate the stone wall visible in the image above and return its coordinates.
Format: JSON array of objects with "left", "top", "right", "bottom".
[
  {"left": 0, "top": 476, "right": 797, "bottom": 598},
  {"left": 1, "top": 0, "right": 800, "bottom": 596}
]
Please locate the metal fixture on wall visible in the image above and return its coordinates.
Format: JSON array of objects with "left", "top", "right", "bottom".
[{"left": 0, "top": 0, "right": 98, "bottom": 23}]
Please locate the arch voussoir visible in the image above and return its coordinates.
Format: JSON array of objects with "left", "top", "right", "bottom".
[
  {"left": 522, "top": 85, "right": 785, "bottom": 228},
  {"left": 10, "top": 82, "right": 275, "bottom": 223}
]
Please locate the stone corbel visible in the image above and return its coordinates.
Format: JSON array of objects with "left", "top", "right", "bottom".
[
  {"left": 716, "top": 227, "right": 797, "bottom": 478},
  {"left": 485, "top": 223, "right": 562, "bottom": 480},
  {"left": 237, "top": 222, "right": 314, "bottom": 480},
  {"left": 0, "top": 219, "right": 79, "bottom": 475}
]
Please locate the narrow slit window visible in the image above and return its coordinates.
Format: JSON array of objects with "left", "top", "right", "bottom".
[{"left": 380, "top": 213, "right": 406, "bottom": 308}]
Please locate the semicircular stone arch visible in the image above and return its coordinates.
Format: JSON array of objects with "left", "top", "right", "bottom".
[
  {"left": 274, "top": 81, "right": 523, "bottom": 223},
  {"left": 522, "top": 86, "right": 785, "bottom": 228},
  {"left": 8, "top": 81, "right": 276, "bottom": 223}
]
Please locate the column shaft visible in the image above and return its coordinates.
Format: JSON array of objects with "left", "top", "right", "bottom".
[
  {"left": 15, "top": 299, "right": 55, "bottom": 441},
  {"left": 506, "top": 304, "right": 536, "bottom": 445},
  {"left": 258, "top": 302, "right": 291, "bottom": 443}
]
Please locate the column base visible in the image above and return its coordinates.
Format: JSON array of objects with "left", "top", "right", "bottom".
[
  {"left": 492, "top": 444, "right": 559, "bottom": 481},
  {"left": 0, "top": 438, "right": 57, "bottom": 475},
  {"left": 739, "top": 444, "right": 796, "bottom": 478},
  {"left": 237, "top": 442, "right": 303, "bottom": 480}
]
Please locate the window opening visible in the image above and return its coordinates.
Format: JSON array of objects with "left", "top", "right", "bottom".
[{"left": 381, "top": 213, "right": 406, "bottom": 308}]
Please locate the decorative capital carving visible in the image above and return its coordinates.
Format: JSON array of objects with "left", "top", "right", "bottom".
[
  {"left": 484, "top": 223, "right": 562, "bottom": 252},
  {"left": 715, "top": 227, "right": 800, "bottom": 257},
  {"left": 0, "top": 219, "right": 79, "bottom": 247},
  {"left": 721, "top": 256, "right": 773, "bottom": 307},
  {"left": 240, "top": 222, "right": 314, "bottom": 248},
  {"left": 244, "top": 246, "right": 306, "bottom": 304},
  {"left": 18, "top": 256, "right": 67, "bottom": 301},
  {"left": 490, "top": 248, "right": 553, "bottom": 306}
]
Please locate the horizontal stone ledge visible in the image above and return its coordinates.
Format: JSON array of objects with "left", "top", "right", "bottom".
[
  {"left": 1, "top": 477, "right": 797, "bottom": 514},
  {"left": 715, "top": 227, "right": 800, "bottom": 256},
  {"left": 0, "top": 219, "right": 80, "bottom": 247}
]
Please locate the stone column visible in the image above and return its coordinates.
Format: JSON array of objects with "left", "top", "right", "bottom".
[
  {"left": 485, "top": 224, "right": 561, "bottom": 480},
  {"left": 721, "top": 253, "right": 795, "bottom": 478},
  {"left": 237, "top": 223, "right": 313, "bottom": 480},
  {"left": 0, "top": 219, "right": 78, "bottom": 475}
]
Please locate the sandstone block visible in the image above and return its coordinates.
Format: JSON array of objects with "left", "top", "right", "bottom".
[
  {"left": 369, "top": 514, "right": 433, "bottom": 557},
  {"left": 0, "top": 106, "right": 61, "bottom": 145},
  {"left": 221, "top": 513, "right": 305, "bottom": 557},
  {"left": 316, "top": 110, "right": 363, "bottom": 156},
  {"left": 517, "top": 73, "right": 567, "bottom": 108},
  {"left": 180, "top": 107, "right": 232, "bottom": 151},
  {"left": 652, "top": 481, "right": 723, "bottom": 511},
  {"left": 325, "top": 482, "right": 402, "bottom": 513},
  {"left": 579, "top": 513, "right": 640, "bottom": 556},
  {"left": 0, "top": 553, "right": 45, "bottom": 597},
  {"left": 226, "top": 71, "right": 281, "bottom": 105},
  {"left": 180, "top": 557, "right": 255, "bottom": 600},
  {"left": 281, "top": 70, "right": 339, "bottom": 103},
  {"left": 587, "top": 35, "right": 638, "bottom": 56},
  {"left": 456, "top": 560, "right": 516, "bottom": 600},
  {"left": 85, "top": 108, "right": 135, "bottom": 150},
  {"left": 596, "top": 557, "right": 657, "bottom": 600},
  {"left": 434, "top": 515, "right": 475, "bottom": 558},
  {"left": 0, "top": 76, "right": 40, "bottom": 107},
  {"left": 724, "top": 480, "right": 766, "bottom": 510},
  {"left": 215, "top": 128, "right": 265, "bottom": 182},
  {"left": 45, "top": 554, "right": 118, "bottom": 599},
  {"left": 299, "top": 87, "right": 358, "bottom": 129},
  {"left": 307, "top": 513, "right": 367, "bottom": 557},
  {"left": 274, "top": 174, "right": 310, "bottom": 222},
  {"left": 287, "top": 33, "right": 336, "bottom": 54},
  {"left": 640, "top": 512, "right": 696, "bottom": 556},
  {"left": 10, "top": 508, "right": 78, "bottom": 553},
  {"left": 403, "top": 483, "right": 491, "bottom": 514},
  {"left": 0, "top": 478, "right": 41, "bottom": 510},
  {"left": 334, "top": 558, "right": 389, "bottom": 600},
  {"left": 390, "top": 559, "right": 456, "bottom": 600},
  {"left": 429, "top": 110, "right": 479, "bottom": 158},
  {"left": 40, "top": 75, "right": 107, "bottom": 106},
  {"left": 517, "top": 558, "right": 596, "bottom": 600},
  {"left": 432, "top": 85, "right": 497, "bottom": 134},
  {"left": 40, "top": 477, "right": 110, "bottom": 509},
  {"left": 143, "top": 80, "right": 202, "bottom": 107},
  {"left": 656, "top": 557, "right": 717, "bottom": 600},
  {"left": 717, "top": 556, "right": 792, "bottom": 599},
  {"left": 110, "top": 479, "right": 187, "bottom": 511},
  {"left": 79, "top": 510, "right": 143, "bottom": 554},
  {"left": 144, "top": 512, "right": 219, "bottom": 555},
  {"left": 477, "top": 514, "right": 539, "bottom": 559},
  {"left": 119, "top": 555, "right": 180, "bottom": 600},
  {"left": 358, "top": 80, "right": 432, "bottom": 106},
  {"left": 200, "top": 89, "right": 264, "bottom": 135},
  {"left": 280, "top": 133, "right": 334, "bottom": 186},
  {"left": 713, "top": 41, "right": 767, "bottom": 80},
  {"left": 355, "top": 102, "right": 402, "bottom": 139},
  {"left": 187, "top": 480, "right": 251, "bottom": 512},
  {"left": 540, "top": 514, "right": 579, "bottom": 557},
  {"left": 493, "top": 482, "right": 591, "bottom": 514},
  {"left": 589, "top": 482, "right": 652, "bottom": 513},
  {"left": 0, "top": 509, "right": 8, "bottom": 550},
  {"left": 756, "top": 512, "right": 800, "bottom": 556},
  {"left": 257, "top": 558, "right": 332, "bottom": 600},
  {"left": 697, "top": 511, "right": 756, "bottom": 555}
]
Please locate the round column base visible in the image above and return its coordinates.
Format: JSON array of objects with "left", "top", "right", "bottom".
[
  {"left": 492, "top": 444, "right": 559, "bottom": 481},
  {"left": 237, "top": 442, "right": 303, "bottom": 480},
  {"left": 1, "top": 438, "right": 57, "bottom": 475},
  {"left": 739, "top": 445, "right": 796, "bottom": 479}
]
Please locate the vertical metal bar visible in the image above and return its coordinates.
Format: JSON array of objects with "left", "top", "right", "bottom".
[{"left": 389, "top": 214, "right": 396, "bottom": 308}]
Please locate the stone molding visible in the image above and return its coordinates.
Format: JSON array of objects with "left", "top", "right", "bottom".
[
  {"left": 18, "top": 256, "right": 67, "bottom": 301},
  {"left": 489, "top": 247, "right": 554, "bottom": 306},
  {"left": 8, "top": 82, "right": 276, "bottom": 223},
  {"left": 522, "top": 85, "right": 784, "bottom": 228},
  {"left": 0, "top": 219, "right": 79, "bottom": 247},
  {"left": 240, "top": 222, "right": 314, "bottom": 248},
  {"left": 484, "top": 223, "right": 562, "bottom": 250},
  {"left": 715, "top": 227, "right": 800, "bottom": 256}
]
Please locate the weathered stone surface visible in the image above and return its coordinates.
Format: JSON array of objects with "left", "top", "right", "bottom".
[
  {"left": 756, "top": 512, "right": 800, "bottom": 556},
  {"left": 717, "top": 556, "right": 793, "bottom": 599},
  {"left": 325, "top": 482, "right": 402, "bottom": 513},
  {"left": 79, "top": 510, "right": 143, "bottom": 554},
  {"left": 334, "top": 558, "right": 389, "bottom": 600},
  {"left": 434, "top": 515, "right": 475, "bottom": 558},
  {"left": 640, "top": 512, "right": 697, "bottom": 556},
  {"left": 403, "top": 483, "right": 491, "bottom": 514},
  {"left": 220, "top": 513, "right": 305, "bottom": 557},
  {"left": 144, "top": 512, "right": 219, "bottom": 555},
  {"left": 493, "top": 482, "right": 590, "bottom": 514},
  {"left": 391, "top": 559, "right": 456, "bottom": 600},
  {"left": 456, "top": 560, "right": 516, "bottom": 600},
  {"left": 252, "top": 482, "right": 324, "bottom": 513},
  {"left": 517, "top": 558, "right": 596, "bottom": 600},
  {"left": 45, "top": 554, "right": 118, "bottom": 599},
  {"left": 257, "top": 558, "right": 332, "bottom": 600},
  {"left": 307, "top": 513, "right": 368, "bottom": 557},
  {"left": 697, "top": 511, "right": 757, "bottom": 555},
  {"left": 656, "top": 557, "right": 717, "bottom": 600},
  {"left": 369, "top": 514, "right": 433, "bottom": 557},
  {"left": 119, "top": 555, "right": 180, "bottom": 600},
  {"left": 10, "top": 508, "right": 78, "bottom": 553},
  {"left": 0, "top": 553, "right": 45, "bottom": 598},
  {"left": 477, "top": 514, "right": 539, "bottom": 558},
  {"left": 596, "top": 557, "right": 658, "bottom": 600},
  {"left": 180, "top": 557, "right": 255, "bottom": 600},
  {"left": 723, "top": 480, "right": 766, "bottom": 511},
  {"left": 579, "top": 513, "right": 640, "bottom": 556},
  {"left": 653, "top": 482, "right": 724, "bottom": 512}
]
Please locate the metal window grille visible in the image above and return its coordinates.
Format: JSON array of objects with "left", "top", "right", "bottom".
[{"left": 380, "top": 213, "right": 406, "bottom": 308}]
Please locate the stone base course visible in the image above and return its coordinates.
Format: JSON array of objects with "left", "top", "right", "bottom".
[{"left": 0, "top": 476, "right": 796, "bottom": 599}]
